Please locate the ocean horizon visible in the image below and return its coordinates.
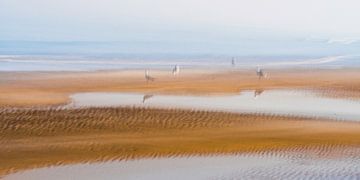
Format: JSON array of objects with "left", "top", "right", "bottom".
[{"left": 0, "top": 54, "right": 359, "bottom": 72}]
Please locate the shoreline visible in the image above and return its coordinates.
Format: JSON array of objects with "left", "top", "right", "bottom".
[
  {"left": 2, "top": 68, "right": 360, "bottom": 176},
  {"left": 1, "top": 68, "right": 360, "bottom": 107}
]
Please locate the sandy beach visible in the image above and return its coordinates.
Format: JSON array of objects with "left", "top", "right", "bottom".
[
  {"left": 1, "top": 69, "right": 360, "bottom": 107},
  {"left": 1, "top": 69, "right": 360, "bottom": 177},
  {"left": 2, "top": 107, "right": 360, "bottom": 176},
  {"left": 3, "top": 0, "right": 360, "bottom": 178}
]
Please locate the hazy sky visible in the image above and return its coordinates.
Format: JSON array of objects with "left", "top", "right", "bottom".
[{"left": 1, "top": 0, "right": 360, "bottom": 42}]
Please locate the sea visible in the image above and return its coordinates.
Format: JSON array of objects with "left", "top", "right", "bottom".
[
  {"left": 0, "top": 54, "right": 359, "bottom": 72},
  {"left": 1, "top": 39, "right": 360, "bottom": 71}
]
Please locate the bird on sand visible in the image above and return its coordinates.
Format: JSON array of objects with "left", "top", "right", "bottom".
[{"left": 145, "top": 69, "right": 155, "bottom": 82}]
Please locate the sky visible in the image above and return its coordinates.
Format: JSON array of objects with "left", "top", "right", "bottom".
[{"left": 0, "top": 0, "right": 360, "bottom": 55}]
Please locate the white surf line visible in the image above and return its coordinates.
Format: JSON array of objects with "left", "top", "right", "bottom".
[{"left": 263, "top": 55, "right": 349, "bottom": 67}]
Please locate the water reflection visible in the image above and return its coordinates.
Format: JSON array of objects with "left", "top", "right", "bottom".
[
  {"left": 254, "top": 89, "right": 264, "bottom": 99},
  {"left": 142, "top": 94, "right": 154, "bottom": 103},
  {"left": 67, "top": 90, "right": 360, "bottom": 121}
]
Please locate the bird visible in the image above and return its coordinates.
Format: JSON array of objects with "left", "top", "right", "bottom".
[
  {"left": 145, "top": 69, "right": 155, "bottom": 82},
  {"left": 256, "top": 67, "right": 268, "bottom": 80},
  {"left": 231, "top": 57, "right": 236, "bottom": 67},
  {"left": 172, "top": 65, "right": 180, "bottom": 76}
]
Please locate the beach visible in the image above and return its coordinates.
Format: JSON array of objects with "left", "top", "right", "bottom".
[
  {"left": 1, "top": 68, "right": 360, "bottom": 178},
  {"left": 1, "top": 68, "right": 360, "bottom": 107},
  {"left": 2, "top": 107, "right": 360, "bottom": 177},
  {"left": 3, "top": 0, "right": 360, "bottom": 178}
]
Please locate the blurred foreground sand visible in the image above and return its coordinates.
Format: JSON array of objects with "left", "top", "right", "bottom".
[{"left": 2, "top": 107, "right": 360, "bottom": 176}]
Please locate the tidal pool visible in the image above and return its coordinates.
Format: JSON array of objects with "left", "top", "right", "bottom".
[
  {"left": 5, "top": 148, "right": 360, "bottom": 180},
  {"left": 67, "top": 90, "right": 360, "bottom": 121}
]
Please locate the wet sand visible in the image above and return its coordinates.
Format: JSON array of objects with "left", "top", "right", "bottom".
[
  {"left": 1, "top": 69, "right": 360, "bottom": 177},
  {"left": 6, "top": 147, "right": 360, "bottom": 180},
  {"left": 2, "top": 107, "right": 360, "bottom": 176},
  {"left": 1, "top": 68, "right": 360, "bottom": 107}
]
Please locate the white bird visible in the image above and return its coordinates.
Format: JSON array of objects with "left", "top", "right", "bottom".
[
  {"left": 145, "top": 69, "right": 155, "bottom": 82},
  {"left": 172, "top": 65, "right": 180, "bottom": 76}
]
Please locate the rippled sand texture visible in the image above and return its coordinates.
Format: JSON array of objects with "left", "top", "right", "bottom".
[
  {"left": 2, "top": 107, "right": 360, "bottom": 176},
  {"left": 5, "top": 147, "right": 360, "bottom": 180}
]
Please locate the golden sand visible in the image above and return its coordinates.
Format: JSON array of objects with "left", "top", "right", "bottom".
[
  {"left": 2, "top": 107, "right": 360, "bottom": 175},
  {"left": 1, "top": 69, "right": 360, "bottom": 107},
  {"left": 1, "top": 69, "right": 360, "bottom": 176}
]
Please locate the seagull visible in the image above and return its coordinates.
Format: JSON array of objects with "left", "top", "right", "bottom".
[
  {"left": 231, "top": 57, "right": 236, "bottom": 67},
  {"left": 172, "top": 65, "right": 180, "bottom": 76},
  {"left": 145, "top": 69, "right": 155, "bottom": 82},
  {"left": 256, "top": 67, "right": 268, "bottom": 80}
]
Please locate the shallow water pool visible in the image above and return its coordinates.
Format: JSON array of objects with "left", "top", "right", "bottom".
[{"left": 67, "top": 90, "right": 360, "bottom": 121}]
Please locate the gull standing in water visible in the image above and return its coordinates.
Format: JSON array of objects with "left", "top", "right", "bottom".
[
  {"left": 145, "top": 69, "right": 155, "bottom": 82},
  {"left": 172, "top": 65, "right": 180, "bottom": 76}
]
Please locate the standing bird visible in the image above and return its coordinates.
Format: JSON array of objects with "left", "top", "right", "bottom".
[
  {"left": 145, "top": 69, "right": 155, "bottom": 82},
  {"left": 231, "top": 57, "right": 236, "bottom": 67},
  {"left": 256, "top": 67, "right": 267, "bottom": 80},
  {"left": 172, "top": 65, "right": 180, "bottom": 76}
]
